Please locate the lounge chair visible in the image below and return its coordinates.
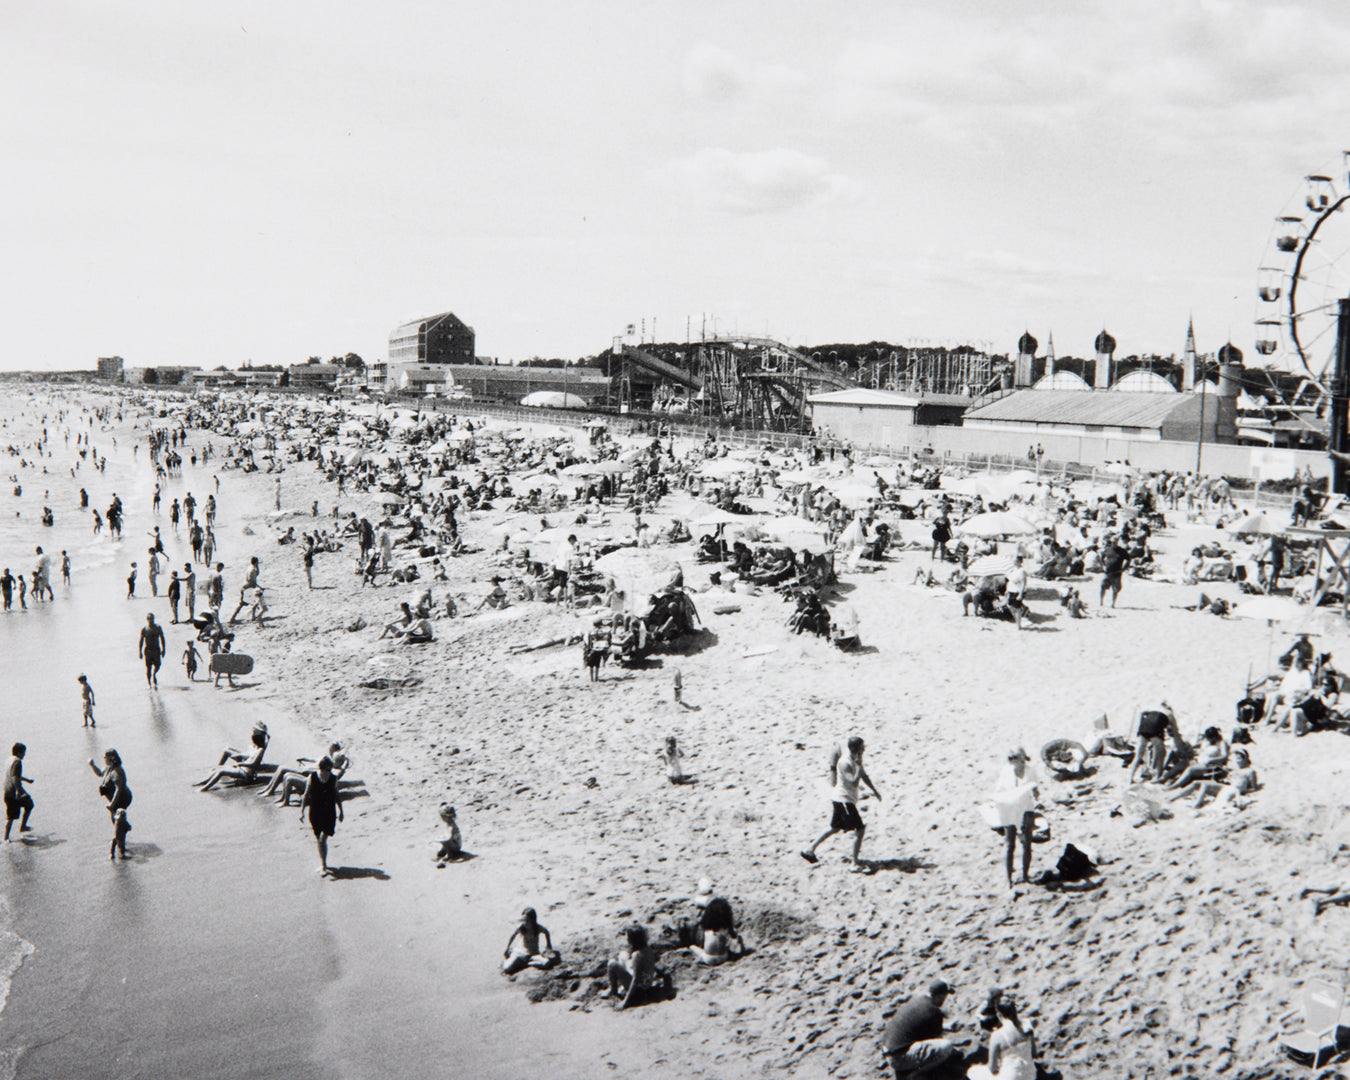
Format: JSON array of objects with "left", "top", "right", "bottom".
[{"left": 1281, "top": 978, "right": 1344, "bottom": 1068}]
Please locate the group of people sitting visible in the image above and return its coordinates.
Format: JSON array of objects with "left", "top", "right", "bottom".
[
  {"left": 500, "top": 880, "right": 749, "bottom": 1011},
  {"left": 1126, "top": 704, "right": 1260, "bottom": 811}
]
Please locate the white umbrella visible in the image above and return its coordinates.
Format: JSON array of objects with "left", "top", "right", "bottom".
[
  {"left": 1228, "top": 513, "right": 1284, "bottom": 537},
  {"left": 694, "top": 507, "right": 750, "bottom": 527},
  {"left": 967, "top": 553, "right": 1020, "bottom": 577},
  {"left": 1232, "top": 595, "right": 1302, "bottom": 623},
  {"left": 699, "top": 458, "right": 755, "bottom": 480},
  {"left": 593, "top": 549, "right": 683, "bottom": 610},
  {"left": 521, "top": 391, "right": 588, "bottom": 409},
  {"left": 956, "top": 511, "right": 1038, "bottom": 538}
]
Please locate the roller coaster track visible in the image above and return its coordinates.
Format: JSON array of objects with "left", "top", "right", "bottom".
[
  {"left": 617, "top": 344, "right": 704, "bottom": 391},
  {"left": 710, "top": 336, "right": 857, "bottom": 390}
]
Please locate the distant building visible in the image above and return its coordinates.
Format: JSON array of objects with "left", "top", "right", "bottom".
[
  {"left": 379, "top": 312, "right": 476, "bottom": 388},
  {"left": 807, "top": 388, "right": 970, "bottom": 446},
  {"left": 97, "top": 356, "right": 124, "bottom": 382},
  {"left": 386, "top": 361, "right": 453, "bottom": 395},
  {"left": 963, "top": 388, "right": 1236, "bottom": 443},
  {"left": 286, "top": 363, "right": 341, "bottom": 391},
  {"left": 442, "top": 363, "right": 609, "bottom": 405}
]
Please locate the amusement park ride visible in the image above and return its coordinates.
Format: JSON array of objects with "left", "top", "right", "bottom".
[
  {"left": 1255, "top": 152, "right": 1350, "bottom": 492},
  {"left": 610, "top": 336, "right": 998, "bottom": 433}
]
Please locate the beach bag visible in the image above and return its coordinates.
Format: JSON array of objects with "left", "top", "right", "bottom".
[
  {"left": 1056, "top": 843, "right": 1094, "bottom": 882},
  {"left": 1236, "top": 696, "right": 1264, "bottom": 725}
]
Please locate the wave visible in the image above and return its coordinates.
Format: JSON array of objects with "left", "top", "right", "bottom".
[{"left": 0, "top": 896, "right": 35, "bottom": 1080}]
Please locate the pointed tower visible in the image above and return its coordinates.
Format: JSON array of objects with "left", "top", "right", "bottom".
[
  {"left": 1093, "top": 329, "right": 1117, "bottom": 389},
  {"left": 1045, "top": 332, "right": 1056, "bottom": 379},
  {"left": 1182, "top": 317, "right": 1197, "bottom": 392},
  {"left": 1015, "top": 331, "right": 1038, "bottom": 387}
]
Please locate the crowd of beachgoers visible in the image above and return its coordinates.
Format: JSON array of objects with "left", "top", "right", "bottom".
[{"left": 3, "top": 383, "right": 1348, "bottom": 1078}]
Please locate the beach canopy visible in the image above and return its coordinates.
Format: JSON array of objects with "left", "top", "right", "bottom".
[
  {"left": 967, "top": 553, "right": 1020, "bottom": 577},
  {"left": 521, "top": 391, "right": 588, "bottom": 409},
  {"left": 561, "top": 460, "right": 628, "bottom": 478},
  {"left": 1228, "top": 512, "right": 1284, "bottom": 537},
  {"left": 593, "top": 549, "right": 682, "bottom": 609},
  {"left": 956, "top": 511, "right": 1038, "bottom": 537},
  {"left": 1232, "top": 595, "right": 1302, "bottom": 623}
]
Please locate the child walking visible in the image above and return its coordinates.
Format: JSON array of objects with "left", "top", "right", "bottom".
[{"left": 79, "top": 674, "right": 96, "bottom": 727}]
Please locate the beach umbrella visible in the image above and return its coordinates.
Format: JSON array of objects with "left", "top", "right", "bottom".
[
  {"left": 699, "top": 457, "right": 755, "bottom": 480},
  {"left": 956, "top": 511, "right": 1038, "bottom": 538},
  {"left": 1228, "top": 513, "right": 1284, "bottom": 537},
  {"left": 1101, "top": 462, "right": 1139, "bottom": 477},
  {"left": 1232, "top": 595, "right": 1302, "bottom": 623},
  {"left": 967, "top": 553, "right": 1020, "bottom": 577},
  {"left": 862, "top": 455, "right": 896, "bottom": 467},
  {"left": 593, "top": 549, "right": 682, "bottom": 608},
  {"left": 562, "top": 461, "right": 627, "bottom": 478},
  {"left": 762, "top": 520, "right": 831, "bottom": 552},
  {"left": 521, "top": 391, "right": 588, "bottom": 409},
  {"left": 694, "top": 506, "right": 750, "bottom": 527}
]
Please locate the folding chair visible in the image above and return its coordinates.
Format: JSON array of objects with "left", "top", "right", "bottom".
[{"left": 1281, "top": 978, "right": 1344, "bottom": 1068}]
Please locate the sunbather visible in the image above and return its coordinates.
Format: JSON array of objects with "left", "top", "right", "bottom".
[
  {"left": 259, "top": 742, "right": 348, "bottom": 805},
  {"left": 195, "top": 723, "right": 270, "bottom": 790}
]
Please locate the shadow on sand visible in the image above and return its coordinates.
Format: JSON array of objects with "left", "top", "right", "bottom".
[{"left": 326, "top": 865, "right": 390, "bottom": 881}]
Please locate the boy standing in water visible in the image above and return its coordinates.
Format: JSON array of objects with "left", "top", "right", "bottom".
[
  {"left": 4, "top": 744, "right": 34, "bottom": 840},
  {"left": 79, "top": 674, "right": 96, "bottom": 727}
]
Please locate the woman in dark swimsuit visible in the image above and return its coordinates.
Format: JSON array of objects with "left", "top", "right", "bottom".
[{"left": 299, "top": 757, "right": 342, "bottom": 876}]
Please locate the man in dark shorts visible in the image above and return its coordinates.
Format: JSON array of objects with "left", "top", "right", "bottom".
[
  {"left": 800, "top": 736, "right": 882, "bottom": 871},
  {"left": 1099, "top": 534, "right": 1129, "bottom": 608},
  {"left": 882, "top": 980, "right": 961, "bottom": 1078},
  {"left": 1128, "top": 702, "right": 1175, "bottom": 783},
  {"left": 139, "top": 613, "right": 166, "bottom": 688},
  {"left": 4, "top": 743, "right": 34, "bottom": 841}
]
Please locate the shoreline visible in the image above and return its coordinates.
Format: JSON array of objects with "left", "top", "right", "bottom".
[{"left": 0, "top": 386, "right": 1344, "bottom": 1077}]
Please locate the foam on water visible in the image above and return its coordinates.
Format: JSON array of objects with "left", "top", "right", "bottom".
[{"left": 0, "top": 897, "right": 36, "bottom": 1080}]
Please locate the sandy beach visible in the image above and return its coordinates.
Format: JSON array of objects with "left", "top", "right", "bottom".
[{"left": 0, "top": 386, "right": 1346, "bottom": 1080}]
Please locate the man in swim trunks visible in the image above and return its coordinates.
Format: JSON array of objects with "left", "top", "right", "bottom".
[
  {"left": 4, "top": 743, "right": 34, "bottom": 841},
  {"left": 801, "top": 736, "right": 882, "bottom": 871},
  {"left": 139, "top": 613, "right": 166, "bottom": 688},
  {"left": 1099, "top": 534, "right": 1128, "bottom": 608}
]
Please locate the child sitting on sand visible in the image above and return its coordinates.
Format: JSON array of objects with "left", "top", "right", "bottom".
[
  {"left": 657, "top": 736, "right": 686, "bottom": 784},
  {"left": 435, "top": 803, "right": 462, "bottom": 866},
  {"left": 600, "top": 924, "right": 664, "bottom": 1009},
  {"left": 502, "top": 908, "right": 559, "bottom": 974}
]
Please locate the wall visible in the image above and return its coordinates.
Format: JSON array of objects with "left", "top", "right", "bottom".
[
  {"left": 890, "top": 422, "right": 1329, "bottom": 480},
  {"left": 811, "top": 402, "right": 915, "bottom": 447}
]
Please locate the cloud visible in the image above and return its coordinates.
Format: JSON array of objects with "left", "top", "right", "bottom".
[
  {"left": 662, "top": 147, "right": 860, "bottom": 214},
  {"left": 826, "top": 1, "right": 1350, "bottom": 152},
  {"left": 681, "top": 42, "right": 805, "bottom": 105}
]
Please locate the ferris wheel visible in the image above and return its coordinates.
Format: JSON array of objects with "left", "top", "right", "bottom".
[{"left": 1255, "top": 152, "right": 1350, "bottom": 402}]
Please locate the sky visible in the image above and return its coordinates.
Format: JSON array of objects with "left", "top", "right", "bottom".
[{"left": 4, "top": 0, "right": 1350, "bottom": 372}]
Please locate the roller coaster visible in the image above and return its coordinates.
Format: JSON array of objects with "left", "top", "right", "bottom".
[{"left": 608, "top": 337, "right": 999, "bottom": 432}]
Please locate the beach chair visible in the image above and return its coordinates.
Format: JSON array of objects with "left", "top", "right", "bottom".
[{"left": 1281, "top": 978, "right": 1344, "bottom": 1068}]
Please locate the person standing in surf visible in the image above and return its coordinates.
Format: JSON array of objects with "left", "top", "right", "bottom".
[{"left": 138, "top": 613, "right": 166, "bottom": 688}]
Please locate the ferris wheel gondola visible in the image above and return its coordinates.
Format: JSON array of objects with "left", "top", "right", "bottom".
[{"left": 1255, "top": 154, "right": 1350, "bottom": 394}]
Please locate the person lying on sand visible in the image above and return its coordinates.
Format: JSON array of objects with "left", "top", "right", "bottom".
[
  {"left": 502, "top": 908, "right": 559, "bottom": 974},
  {"left": 1300, "top": 868, "right": 1350, "bottom": 915},
  {"left": 599, "top": 924, "right": 664, "bottom": 1009},
  {"left": 1167, "top": 748, "right": 1258, "bottom": 810},
  {"left": 259, "top": 742, "right": 349, "bottom": 805}
]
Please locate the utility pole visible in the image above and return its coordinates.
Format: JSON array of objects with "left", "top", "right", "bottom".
[{"left": 1332, "top": 298, "right": 1350, "bottom": 494}]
